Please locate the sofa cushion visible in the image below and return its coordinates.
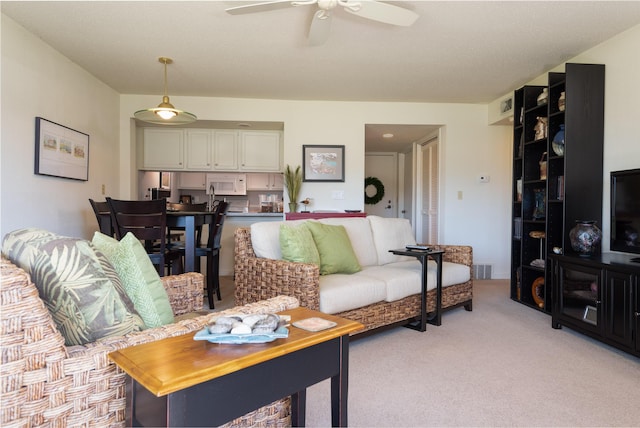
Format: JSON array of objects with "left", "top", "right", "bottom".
[
  {"left": 92, "top": 231, "right": 175, "bottom": 328},
  {"left": 318, "top": 217, "right": 378, "bottom": 267},
  {"left": 305, "top": 221, "right": 361, "bottom": 275},
  {"left": 279, "top": 223, "right": 320, "bottom": 265},
  {"left": 372, "top": 260, "right": 471, "bottom": 302},
  {"left": 318, "top": 273, "right": 387, "bottom": 314},
  {"left": 368, "top": 216, "right": 417, "bottom": 265},
  {"left": 1, "top": 228, "right": 144, "bottom": 346}
]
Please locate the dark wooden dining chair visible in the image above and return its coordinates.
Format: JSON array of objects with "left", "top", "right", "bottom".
[
  {"left": 106, "top": 197, "right": 182, "bottom": 277},
  {"left": 89, "top": 199, "right": 114, "bottom": 236},
  {"left": 173, "top": 200, "right": 229, "bottom": 309}
]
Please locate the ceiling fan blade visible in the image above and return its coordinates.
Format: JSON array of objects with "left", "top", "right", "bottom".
[
  {"left": 343, "top": 0, "right": 419, "bottom": 26},
  {"left": 308, "top": 10, "right": 332, "bottom": 46},
  {"left": 225, "top": 1, "right": 295, "bottom": 15}
]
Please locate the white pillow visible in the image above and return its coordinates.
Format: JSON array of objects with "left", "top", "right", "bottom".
[
  {"left": 251, "top": 220, "right": 305, "bottom": 259},
  {"left": 368, "top": 216, "right": 417, "bottom": 265}
]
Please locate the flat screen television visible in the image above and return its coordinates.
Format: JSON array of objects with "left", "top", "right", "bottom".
[{"left": 610, "top": 168, "right": 640, "bottom": 255}]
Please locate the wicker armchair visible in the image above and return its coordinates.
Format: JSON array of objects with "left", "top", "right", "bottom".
[
  {"left": 234, "top": 227, "right": 473, "bottom": 334},
  {"left": 0, "top": 256, "right": 297, "bottom": 427}
]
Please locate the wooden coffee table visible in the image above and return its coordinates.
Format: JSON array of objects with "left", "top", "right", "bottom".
[{"left": 109, "top": 307, "right": 363, "bottom": 427}]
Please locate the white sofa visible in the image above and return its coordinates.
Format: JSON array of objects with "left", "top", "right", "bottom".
[{"left": 234, "top": 216, "right": 473, "bottom": 334}]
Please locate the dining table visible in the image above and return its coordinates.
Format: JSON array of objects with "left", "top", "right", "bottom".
[
  {"left": 96, "top": 208, "right": 216, "bottom": 274},
  {"left": 166, "top": 210, "right": 217, "bottom": 273}
]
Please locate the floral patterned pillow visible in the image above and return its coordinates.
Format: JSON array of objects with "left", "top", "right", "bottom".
[{"left": 2, "top": 228, "right": 144, "bottom": 346}]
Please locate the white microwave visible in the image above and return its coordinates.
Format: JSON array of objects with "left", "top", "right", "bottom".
[{"left": 206, "top": 173, "right": 247, "bottom": 196}]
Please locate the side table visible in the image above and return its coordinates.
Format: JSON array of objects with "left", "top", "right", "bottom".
[{"left": 389, "top": 248, "right": 444, "bottom": 332}]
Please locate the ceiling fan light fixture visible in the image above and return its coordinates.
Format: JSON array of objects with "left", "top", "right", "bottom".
[{"left": 134, "top": 57, "right": 197, "bottom": 125}]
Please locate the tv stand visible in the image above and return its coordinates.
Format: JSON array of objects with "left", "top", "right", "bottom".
[{"left": 550, "top": 253, "right": 639, "bottom": 357}]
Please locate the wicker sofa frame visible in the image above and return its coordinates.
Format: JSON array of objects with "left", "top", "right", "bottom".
[
  {"left": 234, "top": 227, "right": 474, "bottom": 334},
  {"left": 0, "top": 256, "right": 297, "bottom": 427}
]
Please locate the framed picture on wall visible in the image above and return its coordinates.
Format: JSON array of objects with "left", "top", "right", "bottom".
[
  {"left": 302, "top": 145, "right": 345, "bottom": 182},
  {"left": 34, "top": 117, "right": 89, "bottom": 181}
]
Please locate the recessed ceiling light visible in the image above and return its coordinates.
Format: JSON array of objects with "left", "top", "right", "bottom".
[{"left": 383, "top": 133, "right": 394, "bottom": 138}]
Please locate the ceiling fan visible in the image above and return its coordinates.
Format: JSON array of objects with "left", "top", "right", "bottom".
[{"left": 225, "top": 0, "right": 419, "bottom": 46}]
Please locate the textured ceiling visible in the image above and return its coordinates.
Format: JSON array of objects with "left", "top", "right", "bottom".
[{"left": 3, "top": 1, "right": 640, "bottom": 150}]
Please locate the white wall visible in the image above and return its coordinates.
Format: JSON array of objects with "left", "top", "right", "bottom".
[
  {"left": 4, "top": 12, "right": 638, "bottom": 279},
  {"left": 1, "top": 15, "right": 120, "bottom": 239},
  {"left": 121, "top": 97, "right": 513, "bottom": 277}
]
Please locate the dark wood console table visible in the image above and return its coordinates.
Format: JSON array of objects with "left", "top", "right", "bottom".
[
  {"left": 109, "top": 307, "right": 363, "bottom": 427},
  {"left": 286, "top": 212, "right": 366, "bottom": 220},
  {"left": 550, "top": 253, "right": 640, "bottom": 357}
]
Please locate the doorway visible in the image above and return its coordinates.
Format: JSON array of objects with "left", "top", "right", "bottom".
[{"left": 364, "top": 153, "right": 397, "bottom": 218}]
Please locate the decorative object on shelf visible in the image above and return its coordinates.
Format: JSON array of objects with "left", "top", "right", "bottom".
[
  {"left": 532, "top": 188, "right": 546, "bottom": 220},
  {"left": 134, "top": 57, "right": 197, "bottom": 125},
  {"left": 552, "top": 125, "right": 565, "bottom": 156},
  {"left": 364, "top": 176, "right": 385, "bottom": 205},
  {"left": 516, "top": 179, "right": 523, "bottom": 202},
  {"left": 539, "top": 152, "right": 547, "bottom": 180},
  {"left": 518, "top": 132, "right": 524, "bottom": 157},
  {"left": 284, "top": 164, "right": 302, "bottom": 212},
  {"left": 529, "top": 230, "right": 546, "bottom": 268},
  {"left": 531, "top": 277, "right": 545, "bottom": 308},
  {"left": 558, "top": 91, "right": 566, "bottom": 111},
  {"left": 534, "top": 116, "right": 548, "bottom": 140},
  {"left": 300, "top": 198, "right": 312, "bottom": 213},
  {"left": 552, "top": 246, "right": 563, "bottom": 254},
  {"left": 569, "top": 220, "right": 602, "bottom": 256},
  {"left": 537, "top": 88, "right": 549, "bottom": 105}
]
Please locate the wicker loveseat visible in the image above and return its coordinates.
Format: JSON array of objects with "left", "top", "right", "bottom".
[
  {"left": 234, "top": 216, "right": 473, "bottom": 334},
  {"left": 0, "top": 256, "right": 298, "bottom": 427}
]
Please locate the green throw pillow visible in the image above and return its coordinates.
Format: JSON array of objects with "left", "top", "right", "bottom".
[
  {"left": 305, "top": 221, "right": 361, "bottom": 275},
  {"left": 1, "top": 228, "right": 145, "bottom": 346},
  {"left": 279, "top": 223, "right": 320, "bottom": 265},
  {"left": 92, "top": 232, "right": 175, "bottom": 328}
]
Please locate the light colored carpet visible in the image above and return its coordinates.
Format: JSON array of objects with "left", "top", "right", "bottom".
[{"left": 214, "top": 278, "right": 640, "bottom": 427}]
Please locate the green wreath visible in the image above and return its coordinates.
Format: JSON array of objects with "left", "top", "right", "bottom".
[{"left": 364, "top": 176, "right": 385, "bottom": 205}]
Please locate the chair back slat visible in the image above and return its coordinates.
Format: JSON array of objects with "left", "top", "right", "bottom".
[
  {"left": 106, "top": 198, "right": 170, "bottom": 275},
  {"left": 208, "top": 201, "right": 229, "bottom": 249},
  {"left": 89, "top": 199, "right": 114, "bottom": 236}
]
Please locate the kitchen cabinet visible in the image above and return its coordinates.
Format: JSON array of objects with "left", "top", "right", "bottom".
[
  {"left": 141, "top": 128, "right": 281, "bottom": 172},
  {"left": 178, "top": 172, "right": 206, "bottom": 190},
  {"left": 142, "top": 128, "right": 184, "bottom": 170},
  {"left": 551, "top": 253, "right": 639, "bottom": 357},
  {"left": 185, "top": 130, "right": 212, "bottom": 170},
  {"left": 239, "top": 131, "right": 282, "bottom": 171},
  {"left": 212, "top": 130, "right": 239, "bottom": 171},
  {"left": 246, "top": 173, "right": 284, "bottom": 191}
]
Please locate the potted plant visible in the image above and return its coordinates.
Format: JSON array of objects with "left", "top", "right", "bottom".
[{"left": 284, "top": 164, "right": 302, "bottom": 213}]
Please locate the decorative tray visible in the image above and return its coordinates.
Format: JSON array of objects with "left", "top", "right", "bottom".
[{"left": 193, "top": 326, "right": 289, "bottom": 344}]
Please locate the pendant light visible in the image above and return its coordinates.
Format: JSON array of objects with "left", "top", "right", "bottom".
[{"left": 134, "top": 57, "right": 197, "bottom": 125}]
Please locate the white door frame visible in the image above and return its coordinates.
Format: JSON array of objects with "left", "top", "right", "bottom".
[{"left": 414, "top": 133, "right": 440, "bottom": 244}]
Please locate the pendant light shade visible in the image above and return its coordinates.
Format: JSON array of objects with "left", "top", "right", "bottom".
[{"left": 134, "top": 57, "right": 197, "bottom": 125}]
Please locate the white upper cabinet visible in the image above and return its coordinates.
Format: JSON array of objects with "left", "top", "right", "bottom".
[
  {"left": 141, "top": 128, "right": 281, "bottom": 172},
  {"left": 178, "top": 172, "right": 207, "bottom": 189},
  {"left": 239, "top": 131, "right": 282, "bottom": 172},
  {"left": 247, "top": 173, "right": 284, "bottom": 191},
  {"left": 142, "top": 128, "right": 184, "bottom": 170},
  {"left": 212, "top": 130, "right": 239, "bottom": 171},
  {"left": 185, "top": 130, "right": 212, "bottom": 170}
]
